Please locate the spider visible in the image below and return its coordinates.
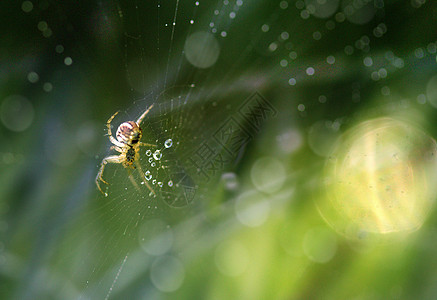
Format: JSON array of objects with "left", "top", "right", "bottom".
[{"left": 96, "top": 104, "right": 156, "bottom": 196}]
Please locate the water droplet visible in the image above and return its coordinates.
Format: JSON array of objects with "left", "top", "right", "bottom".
[
  {"left": 104, "top": 193, "right": 108, "bottom": 197},
  {"left": 164, "top": 139, "right": 173, "bottom": 148},
  {"left": 158, "top": 182, "right": 163, "bottom": 187},
  {"left": 153, "top": 150, "right": 162, "bottom": 160},
  {"left": 168, "top": 180, "right": 173, "bottom": 187},
  {"left": 151, "top": 162, "right": 156, "bottom": 167},
  {"left": 152, "top": 179, "right": 157, "bottom": 185},
  {"left": 148, "top": 157, "right": 153, "bottom": 163},
  {"left": 145, "top": 171, "right": 152, "bottom": 180},
  {"left": 146, "top": 150, "right": 152, "bottom": 156}
]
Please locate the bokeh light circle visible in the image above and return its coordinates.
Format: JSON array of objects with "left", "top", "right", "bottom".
[
  {"left": 184, "top": 31, "right": 220, "bottom": 68},
  {"left": 303, "top": 227, "right": 337, "bottom": 263},
  {"left": 0, "top": 95, "right": 34, "bottom": 132},
  {"left": 150, "top": 255, "right": 185, "bottom": 292},
  {"left": 308, "top": 120, "right": 341, "bottom": 157},
  {"left": 138, "top": 219, "right": 173, "bottom": 256},
  {"left": 235, "top": 190, "right": 270, "bottom": 227},
  {"left": 341, "top": 0, "right": 376, "bottom": 25},
  {"left": 277, "top": 129, "right": 303, "bottom": 154},
  {"left": 250, "top": 156, "right": 286, "bottom": 193},
  {"left": 318, "top": 117, "right": 437, "bottom": 240},
  {"left": 305, "top": 0, "right": 339, "bottom": 19},
  {"left": 214, "top": 240, "right": 249, "bottom": 276}
]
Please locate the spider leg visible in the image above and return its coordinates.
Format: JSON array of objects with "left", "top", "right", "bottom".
[
  {"left": 106, "top": 111, "right": 119, "bottom": 136},
  {"left": 134, "top": 160, "right": 156, "bottom": 196},
  {"left": 106, "top": 111, "right": 125, "bottom": 148},
  {"left": 96, "top": 155, "right": 122, "bottom": 194},
  {"left": 126, "top": 168, "right": 141, "bottom": 192},
  {"left": 110, "top": 136, "right": 125, "bottom": 148},
  {"left": 139, "top": 142, "right": 157, "bottom": 147},
  {"left": 136, "top": 103, "right": 154, "bottom": 126},
  {"left": 110, "top": 145, "right": 124, "bottom": 153}
]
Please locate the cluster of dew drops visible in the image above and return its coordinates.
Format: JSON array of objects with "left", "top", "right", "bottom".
[{"left": 141, "top": 138, "right": 175, "bottom": 190}]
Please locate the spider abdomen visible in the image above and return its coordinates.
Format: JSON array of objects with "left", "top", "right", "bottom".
[{"left": 116, "top": 121, "right": 142, "bottom": 145}]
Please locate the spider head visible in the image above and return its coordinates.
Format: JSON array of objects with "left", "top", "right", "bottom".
[{"left": 116, "top": 121, "right": 142, "bottom": 146}]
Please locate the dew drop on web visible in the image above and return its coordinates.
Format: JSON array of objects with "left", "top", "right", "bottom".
[
  {"left": 164, "top": 139, "right": 173, "bottom": 148},
  {"left": 153, "top": 150, "right": 162, "bottom": 160}
]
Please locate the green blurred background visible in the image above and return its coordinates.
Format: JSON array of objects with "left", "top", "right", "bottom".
[{"left": 1, "top": 0, "right": 437, "bottom": 299}]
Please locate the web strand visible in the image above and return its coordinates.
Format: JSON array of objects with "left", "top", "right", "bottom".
[
  {"left": 105, "top": 253, "right": 129, "bottom": 300},
  {"left": 164, "top": 0, "right": 180, "bottom": 89}
]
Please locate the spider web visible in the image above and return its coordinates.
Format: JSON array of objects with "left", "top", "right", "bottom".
[
  {"left": 51, "top": 1, "right": 254, "bottom": 299},
  {"left": 13, "top": 0, "right": 437, "bottom": 299}
]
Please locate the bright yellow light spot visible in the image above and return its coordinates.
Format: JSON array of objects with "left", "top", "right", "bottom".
[{"left": 319, "top": 117, "right": 437, "bottom": 239}]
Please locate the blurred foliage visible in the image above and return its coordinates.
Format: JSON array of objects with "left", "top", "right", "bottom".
[{"left": 1, "top": 0, "right": 437, "bottom": 299}]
